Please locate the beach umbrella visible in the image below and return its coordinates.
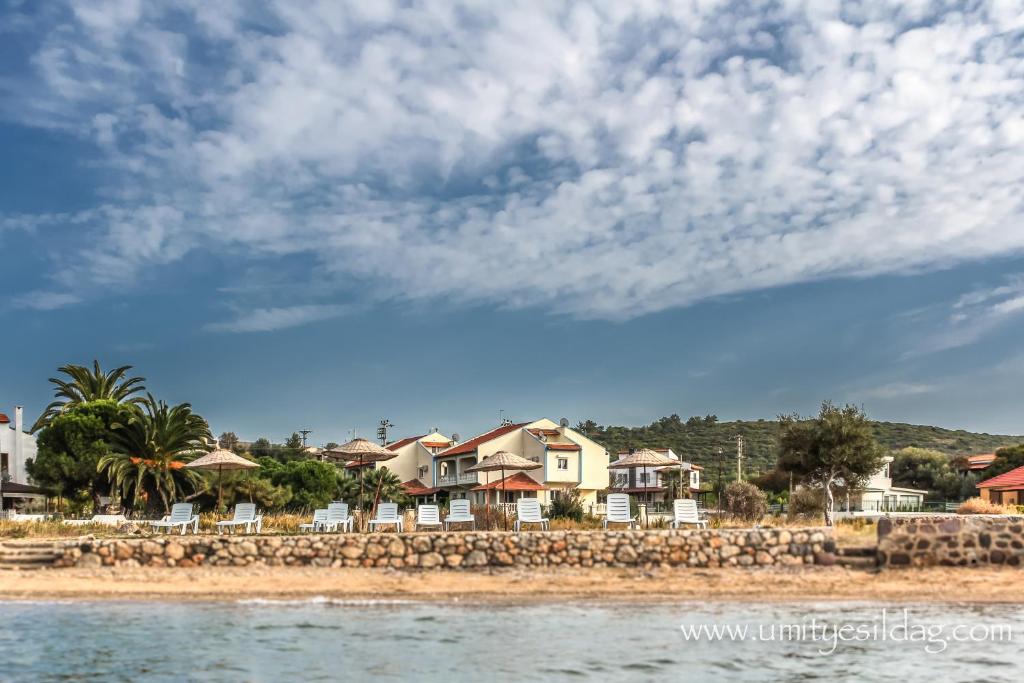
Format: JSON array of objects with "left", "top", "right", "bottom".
[
  {"left": 608, "top": 448, "right": 676, "bottom": 526},
  {"left": 466, "top": 451, "right": 542, "bottom": 531},
  {"left": 324, "top": 438, "right": 398, "bottom": 525},
  {"left": 185, "top": 449, "right": 260, "bottom": 513}
]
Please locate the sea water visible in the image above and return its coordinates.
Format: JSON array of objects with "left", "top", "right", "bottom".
[{"left": 0, "top": 600, "right": 1019, "bottom": 682}]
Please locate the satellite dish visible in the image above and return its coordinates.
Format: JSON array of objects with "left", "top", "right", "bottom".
[
  {"left": 452, "top": 433, "right": 461, "bottom": 442},
  {"left": 559, "top": 417, "right": 570, "bottom": 428}
]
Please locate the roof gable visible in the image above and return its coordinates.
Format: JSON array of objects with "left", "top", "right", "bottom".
[
  {"left": 978, "top": 465, "right": 1024, "bottom": 490},
  {"left": 437, "top": 422, "right": 527, "bottom": 457}
]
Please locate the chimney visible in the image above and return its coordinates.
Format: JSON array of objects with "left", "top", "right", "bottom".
[{"left": 12, "top": 406, "right": 24, "bottom": 483}]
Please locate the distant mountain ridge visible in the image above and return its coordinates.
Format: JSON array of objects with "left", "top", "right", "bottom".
[{"left": 579, "top": 415, "right": 1023, "bottom": 479}]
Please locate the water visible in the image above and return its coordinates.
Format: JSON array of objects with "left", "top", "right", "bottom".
[{"left": 0, "top": 600, "right": 1020, "bottom": 682}]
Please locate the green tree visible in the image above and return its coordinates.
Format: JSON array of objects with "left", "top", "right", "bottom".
[
  {"left": 251, "top": 438, "right": 273, "bottom": 458},
  {"left": 362, "top": 467, "right": 407, "bottom": 509},
  {"left": 218, "top": 431, "right": 241, "bottom": 453},
  {"left": 777, "top": 401, "right": 885, "bottom": 526},
  {"left": 260, "top": 458, "right": 340, "bottom": 509},
  {"left": 981, "top": 445, "right": 1024, "bottom": 480},
  {"left": 26, "top": 400, "right": 127, "bottom": 510},
  {"left": 98, "top": 395, "right": 212, "bottom": 514},
  {"left": 890, "top": 447, "right": 963, "bottom": 500},
  {"left": 32, "top": 360, "right": 146, "bottom": 432}
]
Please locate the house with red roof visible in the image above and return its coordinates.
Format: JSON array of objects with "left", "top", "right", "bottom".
[
  {"left": 347, "top": 430, "right": 455, "bottom": 497},
  {"left": 432, "top": 418, "right": 609, "bottom": 508},
  {"left": 977, "top": 465, "right": 1024, "bottom": 506}
]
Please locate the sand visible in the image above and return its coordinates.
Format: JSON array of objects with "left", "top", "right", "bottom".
[{"left": 0, "top": 566, "right": 1020, "bottom": 603}]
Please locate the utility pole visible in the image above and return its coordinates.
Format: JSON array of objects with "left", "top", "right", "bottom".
[
  {"left": 716, "top": 447, "right": 724, "bottom": 515},
  {"left": 377, "top": 419, "right": 394, "bottom": 446},
  {"left": 299, "top": 429, "right": 313, "bottom": 447},
  {"left": 736, "top": 435, "right": 744, "bottom": 482}
]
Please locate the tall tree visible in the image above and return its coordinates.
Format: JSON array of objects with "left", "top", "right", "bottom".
[
  {"left": 218, "top": 431, "right": 241, "bottom": 452},
  {"left": 98, "top": 394, "right": 212, "bottom": 514},
  {"left": 777, "top": 401, "right": 885, "bottom": 526},
  {"left": 26, "top": 400, "right": 127, "bottom": 510},
  {"left": 32, "top": 361, "right": 146, "bottom": 431},
  {"left": 890, "top": 447, "right": 963, "bottom": 500},
  {"left": 981, "top": 445, "right": 1024, "bottom": 480},
  {"left": 362, "top": 467, "right": 407, "bottom": 510}
]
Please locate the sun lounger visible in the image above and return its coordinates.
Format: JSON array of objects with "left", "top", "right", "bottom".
[
  {"left": 215, "top": 503, "right": 262, "bottom": 534},
  {"left": 368, "top": 503, "right": 403, "bottom": 532},
  {"left": 415, "top": 504, "right": 443, "bottom": 530},
  {"left": 671, "top": 498, "right": 708, "bottom": 529},
  {"left": 149, "top": 503, "right": 199, "bottom": 535},
  {"left": 443, "top": 499, "right": 476, "bottom": 530},
  {"left": 321, "top": 502, "right": 354, "bottom": 533},
  {"left": 300, "top": 508, "right": 329, "bottom": 532},
  {"left": 603, "top": 493, "right": 637, "bottom": 529},
  {"left": 514, "top": 498, "right": 549, "bottom": 531}
]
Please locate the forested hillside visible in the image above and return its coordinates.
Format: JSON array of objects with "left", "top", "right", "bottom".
[{"left": 577, "top": 415, "right": 1022, "bottom": 480}]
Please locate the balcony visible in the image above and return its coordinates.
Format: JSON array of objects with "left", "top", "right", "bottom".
[{"left": 437, "top": 472, "right": 479, "bottom": 487}]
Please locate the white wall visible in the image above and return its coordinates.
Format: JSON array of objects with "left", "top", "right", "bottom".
[{"left": 0, "top": 407, "right": 35, "bottom": 484}]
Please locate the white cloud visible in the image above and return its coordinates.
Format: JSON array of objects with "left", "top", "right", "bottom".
[
  {"left": 204, "top": 304, "right": 350, "bottom": 333},
  {"left": 859, "top": 382, "right": 939, "bottom": 400},
  {"left": 916, "top": 275, "right": 1024, "bottom": 354},
  {"left": 4, "top": 1, "right": 1024, "bottom": 320},
  {"left": 13, "top": 291, "right": 82, "bottom": 310}
]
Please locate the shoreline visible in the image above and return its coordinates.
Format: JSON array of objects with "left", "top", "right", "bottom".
[{"left": 2, "top": 566, "right": 1023, "bottom": 604}]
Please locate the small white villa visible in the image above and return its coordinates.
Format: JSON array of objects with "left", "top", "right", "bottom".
[
  {"left": 842, "top": 456, "right": 927, "bottom": 512},
  {"left": 608, "top": 448, "right": 702, "bottom": 502},
  {"left": 0, "top": 406, "right": 45, "bottom": 510}
]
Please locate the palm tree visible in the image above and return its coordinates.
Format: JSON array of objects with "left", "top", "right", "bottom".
[
  {"left": 99, "top": 394, "right": 212, "bottom": 514},
  {"left": 33, "top": 360, "right": 146, "bottom": 431},
  {"left": 361, "top": 467, "right": 407, "bottom": 510},
  {"left": 334, "top": 470, "right": 360, "bottom": 504}
]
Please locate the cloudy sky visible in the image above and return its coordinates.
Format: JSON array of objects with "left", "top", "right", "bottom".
[{"left": 2, "top": 0, "right": 1024, "bottom": 444}]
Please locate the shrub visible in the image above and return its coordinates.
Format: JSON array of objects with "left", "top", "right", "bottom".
[
  {"left": 957, "top": 497, "right": 1015, "bottom": 515},
  {"left": 549, "top": 490, "right": 584, "bottom": 522},
  {"left": 788, "top": 487, "right": 824, "bottom": 519},
  {"left": 723, "top": 481, "right": 768, "bottom": 522}
]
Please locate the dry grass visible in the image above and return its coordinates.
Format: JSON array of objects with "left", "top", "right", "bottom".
[{"left": 956, "top": 497, "right": 1017, "bottom": 515}]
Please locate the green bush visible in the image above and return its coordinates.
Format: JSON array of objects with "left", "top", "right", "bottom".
[
  {"left": 549, "top": 490, "right": 584, "bottom": 522},
  {"left": 788, "top": 486, "right": 824, "bottom": 519},
  {"left": 723, "top": 481, "right": 768, "bottom": 522}
]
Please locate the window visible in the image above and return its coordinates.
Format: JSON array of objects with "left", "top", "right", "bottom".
[{"left": 557, "top": 458, "right": 568, "bottom": 470}]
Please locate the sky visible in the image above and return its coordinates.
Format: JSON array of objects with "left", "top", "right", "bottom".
[{"left": 2, "top": 0, "right": 1024, "bottom": 445}]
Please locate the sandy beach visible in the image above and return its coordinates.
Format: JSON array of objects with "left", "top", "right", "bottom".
[{"left": 1, "top": 565, "right": 1021, "bottom": 603}]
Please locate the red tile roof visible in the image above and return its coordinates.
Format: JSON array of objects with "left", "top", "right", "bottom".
[
  {"left": 966, "top": 453, "right": 997, "bottom": 470},
  {"left": 344, "top": 460, "right": 376, "bottom": 469},
  {"left": 471, "top": 472, "right": 545, "bottom": 492},
  {"left": 546, "top": 443, "right": 581, "bottom": 451},
  {"left": 387, "top": 435, "right": 426, "bottom": 451},
  {"left": 436, "top": 422, "right": 527, "bottom": 457},
  {"left": 528, "top": 428, "right": 560, "bottom": 437},
  {"left": 401, "top": 479, "right": 440, "bottom": 496},
  {"left": 0, "top": 413, "right": 8, "bottom": 424},
  {"left": 420, "top": 441, "right": 451, "bottom": 448},
  {"left": 977, "top": 465, "right": 1024, "bottom": 490}
]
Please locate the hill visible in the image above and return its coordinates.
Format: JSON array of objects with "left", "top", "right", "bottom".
[{"left": 577, "top": 414, "right": 1022, "bottom": 481}]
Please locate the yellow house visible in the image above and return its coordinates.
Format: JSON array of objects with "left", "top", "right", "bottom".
[
  {"left": 347, "top": 431, "right": 455, "bottom": 493},
  {"left": 433, "top": 418, "right": 609, "bottom": 508}
]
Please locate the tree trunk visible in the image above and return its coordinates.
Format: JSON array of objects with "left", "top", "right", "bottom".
[{"left": 823, "top": 476, "right": 835, "bottom": 527}]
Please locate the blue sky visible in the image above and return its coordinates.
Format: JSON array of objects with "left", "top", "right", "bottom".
[{"left": 2, "top": 1, "right": 1024, "bottom": 444}]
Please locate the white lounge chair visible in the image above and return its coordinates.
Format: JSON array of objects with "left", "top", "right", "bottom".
[
  {"left": 149, "top": 503, "right": 199, "bottom": 535},
  {"left": 322, "top": 502, "right": 354, "bottom": 533},
  {"left": 514, "top": 498, "right": 549, "bottom": 532},
  {"left": 368, "top": 503, "right": 403, "bottom": 532},
  {"left": 671, "top": 498, "right": 708, "bottom": 529},
  {"left": 415, "top": 504, "right": 443, "bottom": 531},
  {"left": 444, "top": 499, "right": 476, "bottom": 530},
  {"left": 216, "top": 503, "right": 263, "bottom": 534},
  {"left": 299, "top": 508, "right": 329, "bottom": 532},
  {"left": 603, "top": 493, "right": 637, "bottom": 529}
]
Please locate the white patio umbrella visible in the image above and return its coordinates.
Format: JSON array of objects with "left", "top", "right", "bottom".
[
  {"left": 466, "top": 451, "right": 542, "bottom": 531},
  {"left": 185, "top": 449, "right": 260, "bottom": 512},
  {"left": 324, "top": 438, "right": 398, "bottom": 524},
  {"left": 608, "top": 448, "right": 677, "bottom": 526}
]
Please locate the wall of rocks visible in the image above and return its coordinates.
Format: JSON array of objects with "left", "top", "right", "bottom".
[
  {"left": 56, "top": 527, "right": 832, "bottom": 570},
  {"left": 877, "top": 515, "right": 1024, "bottom": 567}
]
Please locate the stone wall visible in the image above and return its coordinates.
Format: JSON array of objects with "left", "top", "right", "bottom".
[
  {"left": 877, "top": 515, "right": 1024, "bottom": 567},
  {"left": 56, "top": 527, "right": 832, "bottom": 570}
]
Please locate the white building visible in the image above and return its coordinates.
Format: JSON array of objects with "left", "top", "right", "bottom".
[
  {"left": 0, "top": 406, "right": 36, "bottom": 485},
  {"left": 609, "top": 448, "right": 702, "bottom": 502},
  {"left": 843, "top": 456, "right": 927, "bottom": 512}
]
